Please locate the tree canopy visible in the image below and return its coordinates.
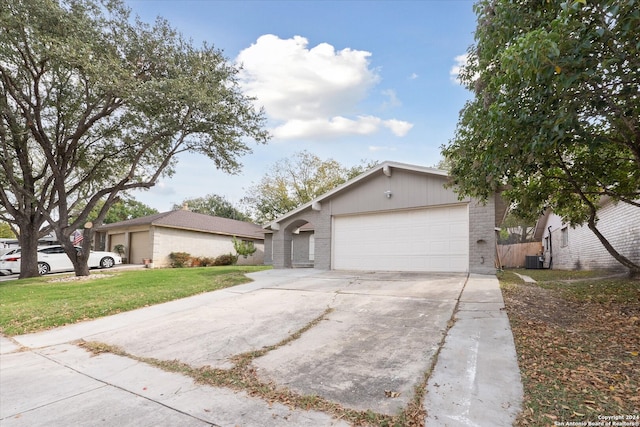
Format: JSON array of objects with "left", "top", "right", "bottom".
[
  {"left": 172, "top": 194, "right": 249, "bottom": 221},
  {"left": 243, "top": 151, "right": 377, "bottom": 224},
  {"left": 0, "top": 0, "right": 269, "bottom": 277},
  {"left": 443, "top": 0, "right": 639, "bottom": 274},
  {"left": 0, "top": 222, "right": 15, "bottom": 239},
  {"left": 76, "top": 196, "right": 158, "bottom": 225}
]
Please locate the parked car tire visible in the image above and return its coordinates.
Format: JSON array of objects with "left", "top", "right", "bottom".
[
  {"left": 38, "top": 262, "right": 50, "bottom": 275},
  {"left": 100, "top": 257, "right": 115, "bottom": 269}
]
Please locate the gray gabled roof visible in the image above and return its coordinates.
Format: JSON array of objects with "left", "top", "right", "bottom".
[
  {"left": 263, "top": 160, "right": 449, "bottom": 230},
  {"left": 96, "top": 210, "right": 264, "bottom": 240}
]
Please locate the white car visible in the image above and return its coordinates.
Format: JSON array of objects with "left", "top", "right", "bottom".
[{"left": 0, "top": 245, "right": 122, "bottom": 276}]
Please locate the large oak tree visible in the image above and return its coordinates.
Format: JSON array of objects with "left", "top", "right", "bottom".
[
  {"left": 0, "top": 0, "right": 269, "bottom": 277},
  {"left": 443, "top": 0, "right": 639, "bottom": 275}
]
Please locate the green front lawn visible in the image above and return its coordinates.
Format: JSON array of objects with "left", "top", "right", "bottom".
[{"left": 0, "top": 266, "right": 270, "bottom": 336}]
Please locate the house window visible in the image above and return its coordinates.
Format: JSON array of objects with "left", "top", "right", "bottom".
[{"left": 561, "top": 227, "right": 568, "bottom": 247}]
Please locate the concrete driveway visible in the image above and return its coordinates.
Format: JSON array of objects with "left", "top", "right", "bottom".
[{"left": 0, "top": 269, "right": 522, "bottom": 426}]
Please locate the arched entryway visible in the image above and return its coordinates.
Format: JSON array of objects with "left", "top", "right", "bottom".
[
  {"left": 290, "top": 221, "right": 315, "bottom": 268},
  {"left": 278, "top": 219, "right": 315, "bottom": 268}
]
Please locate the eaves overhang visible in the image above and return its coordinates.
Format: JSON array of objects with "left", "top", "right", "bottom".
[{"left": 262, "top": 160, "right": 450, "bottom": 231}]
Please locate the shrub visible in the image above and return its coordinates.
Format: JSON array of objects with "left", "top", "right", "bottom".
[
  {"left": 190, "top": 256, "right": 216, "bottom": 267},
  {"left": 169, "top": 252, "right": 191, "bottom": 268},
  {"left": 232, "top": 236, "right": 257, "bottom": 258},
  {"left": 198, "top": 256, "right": 216, "bottom": 267},
  {"left": 213, "top": 253, "right": 238, "bottom": 266}
]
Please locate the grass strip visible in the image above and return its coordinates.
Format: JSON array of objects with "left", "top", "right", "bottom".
[{"left": 0, "top": 266, "right": 270, "bottom": 335}]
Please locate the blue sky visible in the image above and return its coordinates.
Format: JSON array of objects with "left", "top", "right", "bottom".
[{"left": 126, "top": 0, "right": 477, "bottom": 212}]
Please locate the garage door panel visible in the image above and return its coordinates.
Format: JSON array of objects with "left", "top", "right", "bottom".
[{"left": 333, "top": 206, "right": 469, "bottom": 272}]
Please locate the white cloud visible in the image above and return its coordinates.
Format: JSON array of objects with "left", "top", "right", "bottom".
[
  {"left": 236, "top": 34, "right": 413, "bottom": 140},
  {"left": 381, "top": 89, "right": 401, "bottom": 109},
  {"left": 273, "top": 115, "right": 380, "bottom": 140},
  {"left": 383, "top": 119, "right": 413, "bottom": 137},
  {"left": 409, "top": 73, "right": 419, "bottom": 80},
  {"left": 151, "top": 181, "right": 176, "bottom": 195},
  {"left": 450, "top": 53, "right": 468, "bottom": 84},
  {"left": 450, "top": 53, "right": 478, "bottom": 85}
]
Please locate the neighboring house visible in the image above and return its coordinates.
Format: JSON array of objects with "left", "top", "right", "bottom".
[
  {"left": 263, "top": 161, "right": 506, "bottom": 274},
  {"left": 1, "top": 232, "right": 60, "bottom": 254},
  {"left": 94, "top": 209, "right": 264, "bottom": 267},
  {"left": 535, "top": 199, "right": 640, "bottom": 272}
]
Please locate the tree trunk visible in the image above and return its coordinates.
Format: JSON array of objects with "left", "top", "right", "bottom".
[
  {"left": 58, "top": 230, "right": 91, "bottom": 277},
  {"left": 587, "top": 215, "right": 640, "bottom": 278},
  {"left": 18, "top": 223, "right": 42, "bottom": 279},
  {"left": 71, "top": 251, "right": 91, "bottom": 276}
]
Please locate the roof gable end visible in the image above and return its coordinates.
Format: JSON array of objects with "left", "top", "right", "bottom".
[{"left": 264, "top": 161, "right": 450, "bottom": 229}]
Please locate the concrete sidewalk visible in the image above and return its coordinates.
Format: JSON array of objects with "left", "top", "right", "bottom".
[
  {"left": 424, "top": 274, "right": 523, "bottom": 426},
  {"left": 0, "top": 270, "right": 522, "bottom": 426}
]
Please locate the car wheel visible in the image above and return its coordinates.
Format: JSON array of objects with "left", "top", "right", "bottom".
[
  {"left": 38, "top": 262, "right": 50, "bottom": 275},
  {"left": 100, "top": 257, "right": 115, "bottom": 269}
]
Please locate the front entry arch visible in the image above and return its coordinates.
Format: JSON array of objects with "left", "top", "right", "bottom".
[
  {"left": 270, "top": 208, "right": 330, "bottom": 270},
  {"left": 275, "top": 219, "right": 314, "bottom": 268}
]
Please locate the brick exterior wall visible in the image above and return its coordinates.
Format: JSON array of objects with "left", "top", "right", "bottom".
[
  {"left": 469, "top": 197, "right": 497, "bottom": 274},
  {"left": 271, "top": 208, "right": 332, "bottom": 269},
  {"left": 263, "top": 234, "right": 273, "bottom": 265},
  {"left": 548, "top": 201, "right": 640, "bottom": 272},
  {"left": 152, "top": 227, "right": 264, "bottom": 268}
]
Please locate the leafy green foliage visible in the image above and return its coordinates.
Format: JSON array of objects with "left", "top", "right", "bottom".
[
  {"left": 0, "top": 0, "right": 269, "bottom": 277},
  {"left": 0, "top": 222, "right": 15, "bottom": 239},
  {"left": 172, "top": 194, "right": 249, "bottom": 221},
  {"left": 103, "top": 198, "right": 159, "bottom": 224},
  {"left": 73, "top": 196, "right": 158, "bottom": 225},
  {"left": 499, "top": 212, "right": 537, "bottom": 244},
  {"left": 243, "top": 151, "right": 377, "bottom": 223},
  {"left": 443, "top": 0, "right": 640, "bottom": 273},
  {"left": 232, "top": 236, "right": 257, "bottom": 258}
]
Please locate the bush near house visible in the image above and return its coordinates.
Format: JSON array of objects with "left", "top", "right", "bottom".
[
  {"left": 169, "top": 252, "right": 191, "bottom": 268},
  {"left": 168, "top": 252, "right": 238, "bottom": 268},
  {"left": 190, "top": 256, "right": 215, "bottom": 267},
  {"left": 213, "top": 253, "right": 238, "bottom": 266}
]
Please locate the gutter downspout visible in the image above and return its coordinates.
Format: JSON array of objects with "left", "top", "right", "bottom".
[{"left": 546, "top": 225, "right": 553, "bottom": 269}]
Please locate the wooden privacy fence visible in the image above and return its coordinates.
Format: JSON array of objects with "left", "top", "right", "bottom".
[{"left": 497, "top": 242, "right": 543, "bottom": 268}]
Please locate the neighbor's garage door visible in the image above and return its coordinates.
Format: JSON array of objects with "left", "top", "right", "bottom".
[
  {"left": 332, "top": 205, "right": 469, "bottom": 272},
  {"left": 129, "top": 231, "right": 151, "bottom": 265}
]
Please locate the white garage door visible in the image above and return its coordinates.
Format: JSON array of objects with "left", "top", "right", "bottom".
[{"left": 332, "top": 205, "right": 469, "bottom": 272}]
